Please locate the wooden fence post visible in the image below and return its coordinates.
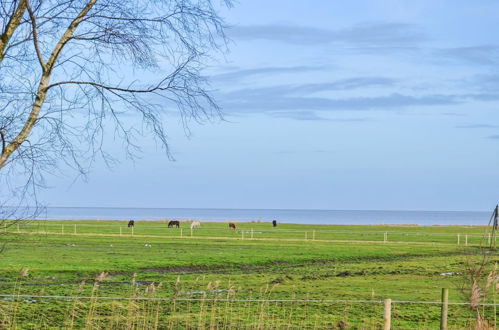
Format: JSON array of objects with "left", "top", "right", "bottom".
[
  {"left": 488, "top": 233, "right": 491, "bottom": 246},
  {"left": 384, "top": 232, "right": 388, "bottom": 243},
  {"left": 457, "top": 234, "right": 460, "bottom": 245},
  {"left": 305, "top": 231, "right": 308, "bottom": 240},
  {"left": 180, "top": 228, "right": 183, "bottom": 238},
  {"left": 383, "top": 298, "right": 391, "bottom": 330},
  {"left": 465, "top": 235, "right": 468, "bottom": 246},
  {"left": 440, "top": 288, "right": 449, "bottom": 330}
]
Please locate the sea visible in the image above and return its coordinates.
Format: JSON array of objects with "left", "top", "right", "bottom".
[{"left": 30, "top": 207, "right": 493, "bottom": 226}]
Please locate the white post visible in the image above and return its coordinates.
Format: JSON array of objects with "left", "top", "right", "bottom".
[
  {"left": 488, "top": 233, "right": 491, "bottom": 246},
  {"left": 180, "top": 228, "right": 183, "bottom": 238},
  {"left": 313, "top": 230, "right": 316, "bottom": 241},
  {"left": 457, "top": 234, "right": 460, "bottom": 245},
  {"left": 465, "top": 234, "right": 468, "bottom": 246},
  {"left": 251, "top": 228, "right": 254, "bottom": 239}
]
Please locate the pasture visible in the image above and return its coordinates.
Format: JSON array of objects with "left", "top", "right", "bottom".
[{"left": 0, "top": 220, "right": 497, "bottom": 328}]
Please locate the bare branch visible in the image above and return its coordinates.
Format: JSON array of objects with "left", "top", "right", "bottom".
[{"left": 26, "top": 1, "right": 45, "bottom": 70}]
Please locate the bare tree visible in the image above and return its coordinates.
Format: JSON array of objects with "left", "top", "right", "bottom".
[{"left": 0, "top": 0, "right": 231, "bottom": 227}]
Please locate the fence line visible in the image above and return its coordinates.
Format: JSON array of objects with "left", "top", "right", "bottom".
[
  {"left": 7, "top": 222, "right": 489, "bottom": 237},
  {"left": 0, "top": 294, "right": 497, "bottom": 306},
  {"left": 6, "top": 230, "right": 468, "bottom": 246}
]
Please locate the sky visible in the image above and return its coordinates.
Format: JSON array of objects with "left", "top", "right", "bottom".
[{"left": 40, "top": 0, "right": 499, "bottom": 211}]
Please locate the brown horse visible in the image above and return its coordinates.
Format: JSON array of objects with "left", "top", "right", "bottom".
[{"left": 229, "top": 222, "right": 236, "bottom": 230}]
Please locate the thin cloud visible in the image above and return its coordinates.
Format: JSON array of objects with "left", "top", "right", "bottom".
[
  {"left": 438, "top": 45, "right": 499, "bottom": 65},
  {"left": 212, "top": 66, "right": 324, "bottom": 82},
  {"left": 269, "top": 111, "right": 328, "bottom": 121},
  {"left": 222, "top": 93, "right": 461, "bottom": 114},
  {"left": 466, "top": 74, "right": 499, "bottom": 92},
  {"left": 220, "top": 80, "right": 461, "bottom": 113},
  {"left": 456, "top": 124, "right": 499, "bottom": 128},
  {"left": 223, "top": 77, "right": 396, "bottom": 99},
  {"left": 230, "top": 22, "right": 427, "bottom": 47}
]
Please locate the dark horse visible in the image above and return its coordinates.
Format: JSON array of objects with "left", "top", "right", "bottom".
[
  {"left": 168, "top": 220, "right": 180, "bottom": 228},
  {"left": 128, "top": 220, "right": 135, "bottom": 228},
  {"left": 272, "top": 220, "right": 277, "bottom": 227},
  {"left": 229, "top": 222, "right": 236, "bottom": 230}
]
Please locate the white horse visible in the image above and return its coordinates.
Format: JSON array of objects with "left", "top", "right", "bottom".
[{"left": 190, "top": 221, "right": 201, "bottom": 229}]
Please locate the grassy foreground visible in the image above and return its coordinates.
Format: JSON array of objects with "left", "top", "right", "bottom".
[{"left": 0, "top": 220, "right": 497, "bottom": 329}]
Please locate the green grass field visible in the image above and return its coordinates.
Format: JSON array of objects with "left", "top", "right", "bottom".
[{"left": 0, "top": 220, "right": 497, "bottom": 329}]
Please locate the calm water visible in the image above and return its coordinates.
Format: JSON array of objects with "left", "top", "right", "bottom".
[{"left": 32, "top": 207, "right": 491, "bottom": 226}]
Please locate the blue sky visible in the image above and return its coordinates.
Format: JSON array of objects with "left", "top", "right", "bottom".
[{"left": 41, "top": 0, "right": 499, "bottom": 211}]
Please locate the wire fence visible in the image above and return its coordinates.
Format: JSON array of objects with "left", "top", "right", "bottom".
[
  {"left": 0, "top": 293, "right": 496, "bottom": 329},
  {"left": 1, "top": 294, "right": 498, "bottom": 306}
]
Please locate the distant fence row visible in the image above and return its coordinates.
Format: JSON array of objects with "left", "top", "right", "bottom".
[{"left": 2, "top": 221, "right": 494, "bottom": 245}]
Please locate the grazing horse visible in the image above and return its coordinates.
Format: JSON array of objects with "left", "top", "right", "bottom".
[
  {"left": 128, "top": 220, "right": 135, "bottom": 228},
  {"left": 168, "top": 220, "right": 180, "bottom": 228},
  {"left": 229, "top": 222, "right": 236, "bottom": 230},
  {"left": 190, "top": 221, "right": 201, "bottom": 229},
  {"left": 272, "top": 220, "right": 277, "bottom": 227}
]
